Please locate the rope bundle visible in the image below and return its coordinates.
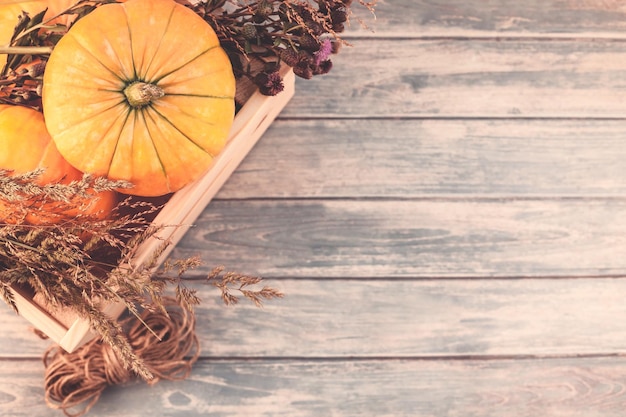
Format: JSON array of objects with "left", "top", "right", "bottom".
[{"left": 43, "top": 299, "right": 199, "bottom": 417}]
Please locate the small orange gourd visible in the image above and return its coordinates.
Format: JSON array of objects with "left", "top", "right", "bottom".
[
  {"left": 42, "top": 0, "right": 236, "bottom": 197},
  {"left": 0, "top": 104, "right": 116, "bottom": 225}
]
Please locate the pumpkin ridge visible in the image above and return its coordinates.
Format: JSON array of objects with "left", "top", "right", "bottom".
[
  {"left": 150, "top": 44, "right": 220, "bottom": 85},
  {"left": 126, "top": 0, "right": 177, "bottom": 82},
  {"left": 150, "top": 103, "right": 217, "bottom": 132},
  {"left": 44, "top": 84, "right": 123, "bottom": 94},
  {"left": 46, "top": 98, "right": 128, "bottom": 137},
  {"left": 145, "top": 105, "right": 217, "bottom": 159},
  {"left": 87, "top": 5, "right": 135, "bottom": 82},
  {"left": 64, "top": 31, "right": 128, "bottom": 85},
  {"left": 163, "top": 93, "right": 234, "bottom": 99},
  {"left": 123, "top": 3, "right": 138, "bottom": 81},
  {"left": 138, "top": 108, "right": 170, "bottom": 190},
  {"left": 151, "top": 97, "right": 232, "bottom": 129},
  {"left": 50, "top": 102, "right": 131, "bottom": 176},
  {"left": 105, "top": 107, "right": 136, "bottom": 180}
]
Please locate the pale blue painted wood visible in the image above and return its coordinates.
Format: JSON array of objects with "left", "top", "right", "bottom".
[
  {"left": 217, "top": 119, "right": 626, "bottom": 199},
  {"left": 283, "top": 39, "right": 626, "bottom": 118},
  {"left": 171, "top": 199, "right": 626, "bottom": 278},
  {"left": 4, "top": 278, "right": 626, "bottom": 358},
  {"left": 347, "top": 0, "right": 626, "bottom": 37}
]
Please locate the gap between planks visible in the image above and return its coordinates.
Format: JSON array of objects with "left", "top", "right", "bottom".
[
  {"left": 342, "top": 34, "right": 626, "bottom": 42},
  {"left": 4, "top": 352, "right": 626, "bottom": 363},
  {"left": 195, "top": 352, "right": 626, "bottom": 362},
  {"left": 209, "top": 196, "right": 626, "bottom": 202},
  {"left": 274, "top": 115, "right": 626, "bottom": 121},
  {"left": 180, "top": 274, "right": 626, "bottom": 282}
]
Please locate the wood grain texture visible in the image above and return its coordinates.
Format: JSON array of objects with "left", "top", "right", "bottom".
[
  {"left": 6, "top": 357, "right": 626, "bottom": 417},
  {"left": 170, "top": 199, "right": 626, "bottom": 278},
  {"left": 347, "top": 0, "right": 626, "bottom": 38},
  {"left": 283, "top": 39, "right": 626, "bottom": 118},
  {"left": 4, "top": 278, "right": 626, "bottom": 358},
  {"left": 217, "top": 119, "right": 626, "bottom": 199}
]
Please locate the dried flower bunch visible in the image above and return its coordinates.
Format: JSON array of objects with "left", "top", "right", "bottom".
[{"left": 191, "top": 0, "right": 374, "bottom": 101}]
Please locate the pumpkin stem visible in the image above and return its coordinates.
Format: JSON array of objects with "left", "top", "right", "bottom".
[{"left": 123, "top": 82, "right": 164, "bottom": 107}]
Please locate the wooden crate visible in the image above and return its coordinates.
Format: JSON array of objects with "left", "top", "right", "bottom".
[{"left": 8, "top": 68, "right": 295, "bottom": 352}]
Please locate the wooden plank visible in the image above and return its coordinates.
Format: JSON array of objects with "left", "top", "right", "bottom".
[
  {"left": 168, "top": 199, "right": 626, "bottom": 278},
  {"left": 6, "top": 356, "right": 626, "bottom": 416},
  {"left": 346, "top": 0, "right": 626, "bottom": 38},
  {"left": 5, "top": 278, "right": 626, "bottom": 359},
  {"left": 133, "top": 278, "right": 626, "bottom": 357},
  {"left": 283, "top": 39, "right": 626, "bottom": 118},
  {"left": 217, "top": 119, "right": 626, "bottom": 199}
]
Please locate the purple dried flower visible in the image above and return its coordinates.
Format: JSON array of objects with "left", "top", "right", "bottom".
[{"left": 313, "top": 39, "right": 333, "bottom": 65}]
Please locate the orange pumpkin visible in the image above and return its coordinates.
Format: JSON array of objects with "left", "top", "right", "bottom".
[
  {"left": 0, "top": 104, "right": 116, "bottom": 225},
  {"left": 42, "top": 0, "right": 236, "bottom": 197}
]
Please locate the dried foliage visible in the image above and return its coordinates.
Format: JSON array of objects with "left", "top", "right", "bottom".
[
  {"left": 189, "top": 0, "right": 376, "bottom": 103},
  {"left": 208, "top": 266, "right": 285, "bottom": 307},
  {"left": 0, "top": 171, "right": 283, "bottom": 379}
]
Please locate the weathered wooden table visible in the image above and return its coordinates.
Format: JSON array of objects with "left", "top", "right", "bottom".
[{"left": 5, "top": 1, "right": 626, "bottom": 415}]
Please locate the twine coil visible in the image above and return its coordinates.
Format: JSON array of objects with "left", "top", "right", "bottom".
[{"left": 43, "top": 298, "right": 199, "bottom": 417}]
